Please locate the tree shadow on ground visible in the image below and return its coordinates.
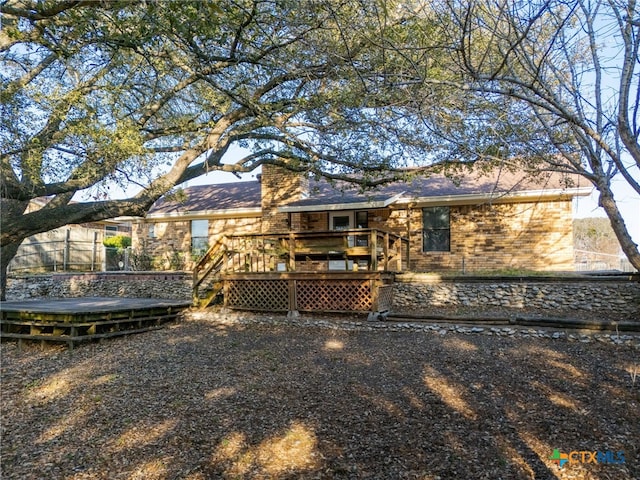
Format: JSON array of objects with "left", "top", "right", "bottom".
[{"left": 1, "top": 317, "right": 638, "bottom": 479}]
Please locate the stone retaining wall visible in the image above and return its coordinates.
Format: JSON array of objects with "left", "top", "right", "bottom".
[
  {"left": 6, "top": 272, "right": 192, "bottom": 300},
  {"left": 394, "top": 273, "right": 640, "bottom": 318},
  {"left": 6, "top": 272, "right": 640, "bottom": 320}
]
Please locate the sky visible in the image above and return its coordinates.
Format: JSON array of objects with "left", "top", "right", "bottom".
[{"left": 573, "top": 175, "right": 640, "bottom": 247}]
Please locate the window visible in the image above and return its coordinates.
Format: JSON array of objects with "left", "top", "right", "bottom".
[
  {"left": 105, "top": 225, "right": 118, "bottom": 237},
  {"left": 191, "top": 220, "right": 209, "bottom": 254},
  {"left": 332, "top": 215, "right": 351, "bottom": 231},
  {"left": 355, "top": 211, "right": 368, "bottom": 229},
  {"left": 355, "top": 211, "right": 369, "bottom": 246},
  {"left": 422, "top": 207, "right": 450, "bottom": 252}
]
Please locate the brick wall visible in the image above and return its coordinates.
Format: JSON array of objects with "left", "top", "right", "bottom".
[
  {"left": 260, "top": 164, "right": 309, "bottom": 233},
  {"left": 390, "top": 200, "right": 574, "bottom": 272},
  {"left": 293, "top": 200, "right": 574, "bottom": 273},
  {"left": 132, "top": 216, "right": 262, "bottom": 270},
  {"left": 131, "top": 168, "right": 575, "bottom": 274},
  {"left": 132, "top": 220, "right": 191, "bottom": 269}
]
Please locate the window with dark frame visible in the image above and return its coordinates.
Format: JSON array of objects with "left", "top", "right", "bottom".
[
  {"left": 422, "top": 207, "right": 450, "bottom": 252},
  {"left": 105, "top": 225, "right": 118, "bottom": 237},
  {"left": 332, "top": 215, "right": 350, "bottom": 231},
  {"left": 355, "top": 211, "right": 368, "bottom": 229},
  {"left": 355, "top": 211, "right": 369, "bottom": 246}
]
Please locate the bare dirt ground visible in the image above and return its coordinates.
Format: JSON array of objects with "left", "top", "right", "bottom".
[{"left": 1, "top": 312, "right": 639, "bottom": 480}]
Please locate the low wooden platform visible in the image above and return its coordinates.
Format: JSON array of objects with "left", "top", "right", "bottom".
[{"left": 0, "top": 297, "right": 191, "bottom": 348}]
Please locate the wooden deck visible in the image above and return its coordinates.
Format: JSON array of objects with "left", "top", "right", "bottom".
[
  {"left": 192, "top": 229, "right": 408, "bottom": 309},
  {"left": 0, "top": 297, "right": 191, "bottom": 348}
]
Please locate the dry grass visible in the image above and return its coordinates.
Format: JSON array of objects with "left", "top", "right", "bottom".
[{"left": 1, "top": 312, "right": 639, "bottom": 479}]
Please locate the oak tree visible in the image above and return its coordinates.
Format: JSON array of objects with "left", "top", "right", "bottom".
[
  {"left": 0, "top": 0, "right": 433, "bottom": 298},
  {"left": 410, "top": 0, "right": 640, "bottom": 269}
]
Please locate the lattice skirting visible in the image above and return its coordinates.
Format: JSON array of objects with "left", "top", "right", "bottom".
[
  {"left": 225, "top": 279, "right": 289, "bottom": 311},
  {"left": 224, "top": 276, "right": 394, "bottom": 313},
  {"left": 297, "top": 279, "right": 373, "bottom": 311},
  {"left": 377, "top": 285, "right": 394, "bottom": 311}
]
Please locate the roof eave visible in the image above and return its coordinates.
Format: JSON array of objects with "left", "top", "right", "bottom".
[
  {"left": 278, "top": 192, "right": 403, "bottom": 213},
  {"left": 279, "top": 187, "right": 591, "bottom": 212},
  {"left": 132, "top": 207, "right": 262, "bottom": 222},
  {"left": 393, "top": 187, "right": 592, "bottom": 208}
]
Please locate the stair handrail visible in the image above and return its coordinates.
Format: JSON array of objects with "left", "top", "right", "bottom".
[{"left": 192, "top": 236, "right": 228, "bottom": 304}]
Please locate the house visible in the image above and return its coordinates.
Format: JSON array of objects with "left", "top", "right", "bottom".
[{"left": 132, "top": 164, "right": 591, "bottom": 274}]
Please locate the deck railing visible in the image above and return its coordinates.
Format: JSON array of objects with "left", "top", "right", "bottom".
[
  {"left": 221, "top": 229, "right": 408, "bottom": 273},
  {"left": 192, "top": 229, "right": 408, "bottom": 307}
]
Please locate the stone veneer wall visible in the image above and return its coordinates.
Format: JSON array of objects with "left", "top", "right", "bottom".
[
  {"left": 394, "top": 273, "right": 640, "bottom": 318},
  {"left": 6, "top": 272, "right": 639, "bottom": 320},
  {"left": 6, "top": 272, "right": 192, "bottom": 300}
]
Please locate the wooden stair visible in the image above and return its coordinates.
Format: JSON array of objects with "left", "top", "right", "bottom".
[{"left": 192, "top": 238, "right": 227, "bottom": 309}]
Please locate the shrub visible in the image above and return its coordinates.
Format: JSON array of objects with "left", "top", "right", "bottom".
[{"left": 103, "top": 235, "right": 132, "bottom": 250}]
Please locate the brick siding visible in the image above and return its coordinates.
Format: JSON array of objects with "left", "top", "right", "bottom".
[
  {"left": 132, "top": 169, "right": 576, "bottom": 273},
  {"left": 132, "top": 217, "right": 262, "bottom": 270},
  {"left": 398, "top": 200, "right": 575, "bottom": 272},
  {"left": 260, "top": 164, "right": 308, "bottom": 233}
]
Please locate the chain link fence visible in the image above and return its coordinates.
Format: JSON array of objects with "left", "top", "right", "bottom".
[{"left": 574, "top": 250, "right": 636, "bottom": 272}]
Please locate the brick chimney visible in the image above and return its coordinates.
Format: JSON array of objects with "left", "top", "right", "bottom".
[{"left": 260, "top": 164, "right": 308, "bottom": 232}]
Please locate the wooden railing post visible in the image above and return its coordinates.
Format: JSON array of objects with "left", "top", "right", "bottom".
[
  {"left": 383, "top": 232, "right": 389, "bottom": 271},
  {"left": 287, "top": 278, "right": 299, "bottom": 318},
  {"left": 288, "top": 232, "right": 296, "bottom": 271},
  {"left": 370, "top": 230, "right": 378, "bottom": 271},
  {"left": 394, "top": 236, "right": 402, "bottom": 271},
  {"left": 192, "top": 269, "right": 200, "bottom": 306}
]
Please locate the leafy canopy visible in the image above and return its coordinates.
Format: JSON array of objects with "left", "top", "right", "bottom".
[{"left": 1, "top": 0, "right": 447, "bottom": 251}]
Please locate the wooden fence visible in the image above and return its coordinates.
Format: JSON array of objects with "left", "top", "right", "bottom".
[{"left": 8, "top": 229, "right": 130, "bottom": 273}]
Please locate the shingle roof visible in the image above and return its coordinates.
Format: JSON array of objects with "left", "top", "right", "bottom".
[
  {"left": 148, "top": 181, "right": 261, "bottom": 214},
  {"left": 147, "top": 168, "right": 589, "bottom": 216},
  {"left": 285, "top": 168, "right": 588, "bottom": 209}
]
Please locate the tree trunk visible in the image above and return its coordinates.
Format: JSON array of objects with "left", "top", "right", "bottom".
[
  {"left": 1, "top": 241, "right": 21, "bottom": 300},
  {"left": 597, "top": 187, "right": 640, "bottom": 272},
  {"left": 1, "top": 198, "right": 30, "bottom": 300}
]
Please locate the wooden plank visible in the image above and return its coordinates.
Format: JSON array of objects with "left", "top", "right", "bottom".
[
  {"left": 370, "top": 231, "right": 378, "bottom": 271},
  {"left": 289, "top": 232, "right": 296, "bottom": 271},
  {"left": 197, "top": 281, "right": 224, "bottom": 309},
  {"left": 1, "top": 313, "right": 174, "bottom": 332},
  {"left": 0, "top": 312, "right": 181, "bottom": 328},
  {"left": 294, "top": 246, "right": 346, "bottom": 255},
  {"left": 222, "top": 271, "right": 389, "bottom": 281},
  {"left": 344, "top": 246, "right": 377, "bottom": 256},
  {"left": 383, "top": 232, "right": 389, "bottom": 270},
  {"left": 288, "top": 279, "right": 298, "bottom": 315},
  {"left": 0, "top": 298, "right": 190, "bottom": 312},
  {"left": 0, "top": 325, "right": 165, "bottom": 343}
]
